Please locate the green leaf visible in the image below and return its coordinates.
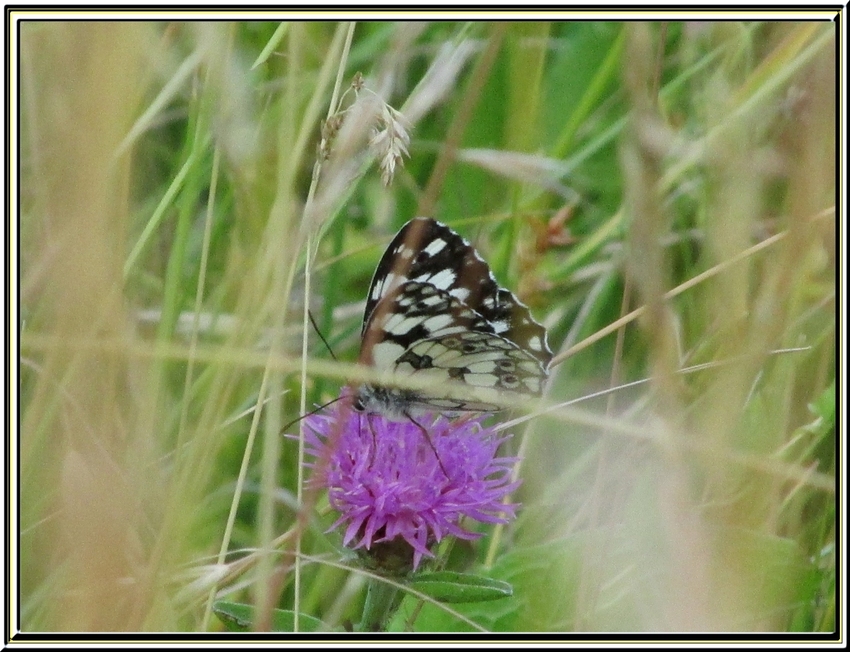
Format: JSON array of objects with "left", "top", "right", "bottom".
[
  {"left": 251, "top": 23, "right": 289, "bottom": 70},
  {"left": 212, "top": 601, "right": 331, "bottom": 632},
  {"left": 213, "top": 601, "right": 252, "bottom": 631},
  {"left": 408, "top": 571, "right": 513, "bottom": 603}
]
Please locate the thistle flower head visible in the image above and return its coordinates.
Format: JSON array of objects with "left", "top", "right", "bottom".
[{"left": 303, "top": 392, "right": 520, "bottom": 572}]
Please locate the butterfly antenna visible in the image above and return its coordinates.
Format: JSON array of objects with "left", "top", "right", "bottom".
[
  {"left": 308, "top": 309, "right": 338, "bottom": 362},
  {"left": 279, "top": 311, "right": 345, "bottom": 433},
  {"left": 280, "top": 394, "right": 347, "bottom": 433},
  {"left": 405, "top": 411, "right": 450, "bottom": 479}
]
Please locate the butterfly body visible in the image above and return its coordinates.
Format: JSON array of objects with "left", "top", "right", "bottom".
[{"left": 355, "top": 217, "right": 552, "bottom": 420}]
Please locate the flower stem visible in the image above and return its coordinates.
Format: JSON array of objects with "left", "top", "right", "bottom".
[{"left": 356, "top": 579, "right": 403, "bottom": 632}]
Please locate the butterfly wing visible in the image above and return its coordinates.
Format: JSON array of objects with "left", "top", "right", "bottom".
[
  {"left": 358, "top": 217, "right": 552, "bottom": 417},
  {"left": 362, "top": 217, "right": 472, "bottom": 334}
]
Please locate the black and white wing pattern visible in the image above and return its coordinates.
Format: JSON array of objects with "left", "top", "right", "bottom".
[{"left": 354, "top": 217, "right": 552, "bottom": 420}]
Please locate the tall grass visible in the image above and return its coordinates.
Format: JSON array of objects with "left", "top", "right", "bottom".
[{"left": 17, "top": 20, "right": 836, "bottom": 633}]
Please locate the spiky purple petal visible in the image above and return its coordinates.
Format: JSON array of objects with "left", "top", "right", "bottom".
[{"left": 303, "top": 392, "right": 520, "bottom": 570}]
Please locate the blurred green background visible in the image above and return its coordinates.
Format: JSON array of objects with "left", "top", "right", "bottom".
[{"left": 17, "top": 19, "right": 836, "bottom": 633}]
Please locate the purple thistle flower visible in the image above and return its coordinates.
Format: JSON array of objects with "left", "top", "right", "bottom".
[{"left": 302, "top": 391, "right": 521, "bottom": 572}]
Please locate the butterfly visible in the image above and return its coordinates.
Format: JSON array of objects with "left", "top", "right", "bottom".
[{"left": 353, "top": 217, "right": 552, "bottom": 421}]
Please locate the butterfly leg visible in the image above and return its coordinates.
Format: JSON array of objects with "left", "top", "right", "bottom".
[
  {"left": 364, "top": 412, "right": 379, "bottom": 469},
  {"left": 403, "top": 410, "right": 449, "bottom": 478}
]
